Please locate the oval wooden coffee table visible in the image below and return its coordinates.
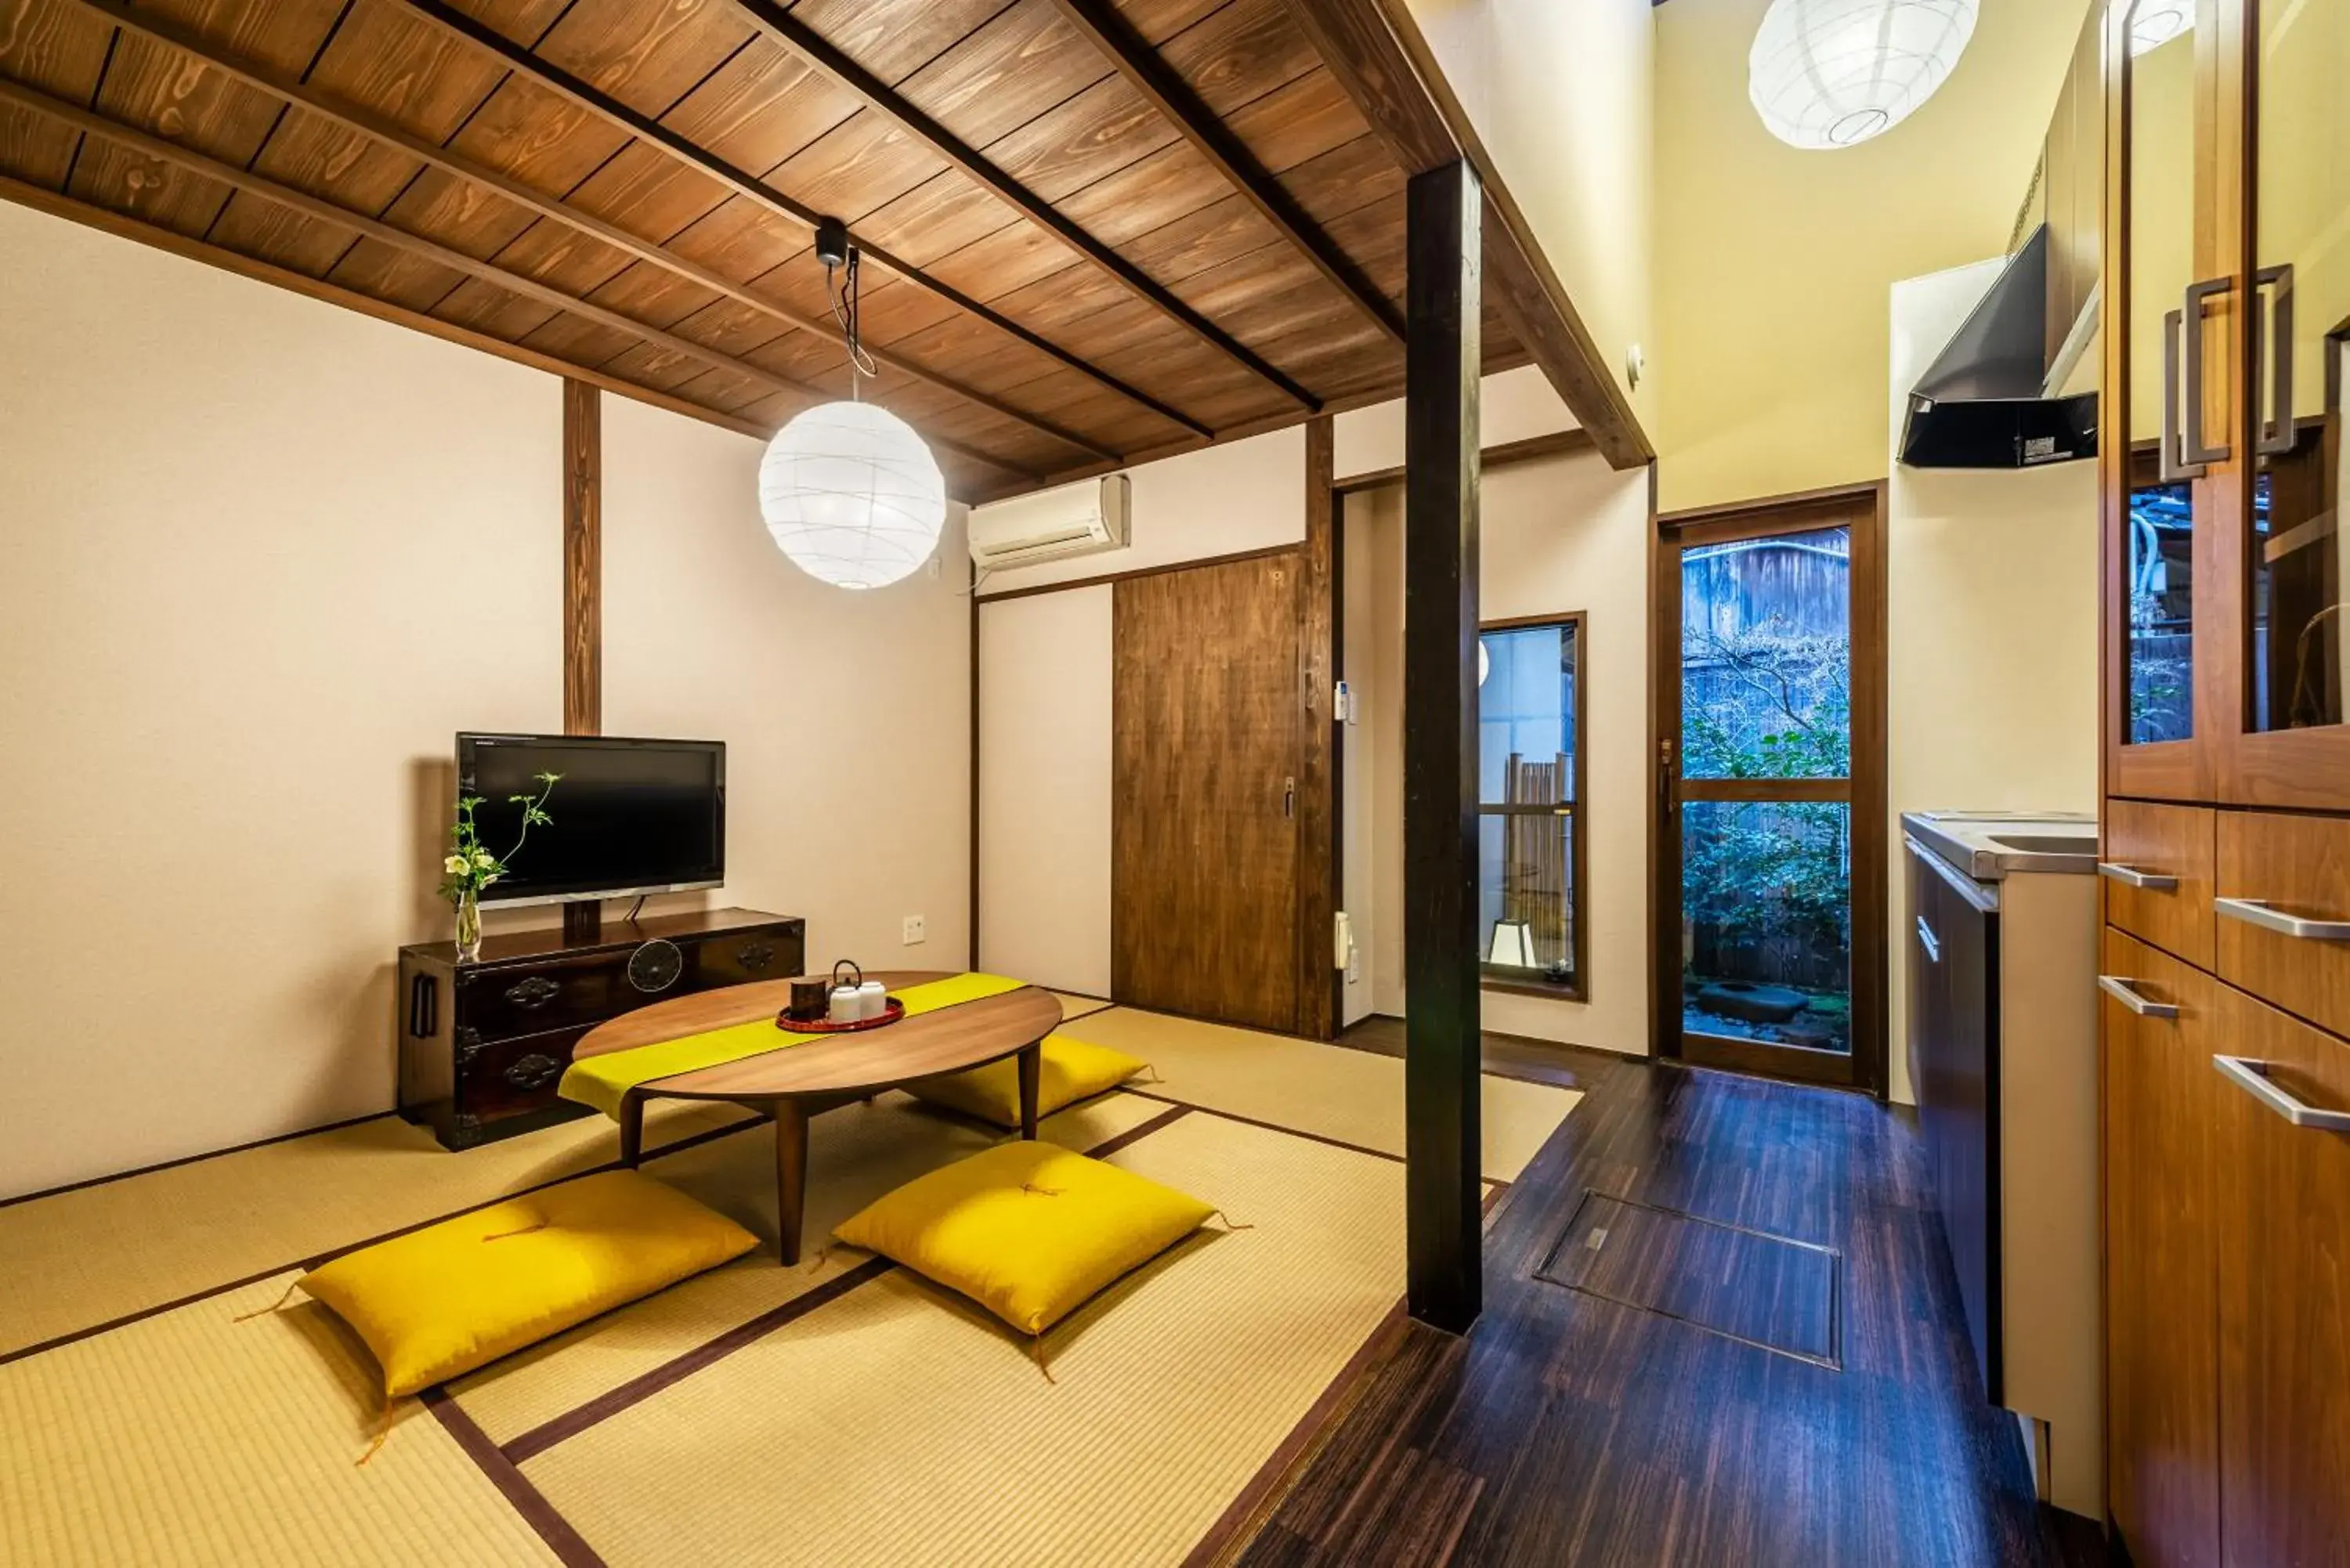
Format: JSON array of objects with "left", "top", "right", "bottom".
[{"left": 573, "top": 970, "right": 1063, "bottom": 1264}]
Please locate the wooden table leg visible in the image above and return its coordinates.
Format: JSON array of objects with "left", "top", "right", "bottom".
[
  {"left": 1018, "top": 1042, "right": 1041, "bottom": 1140},
  {"left": 774, "top": 1100, "right": 809, "bottom": 1266},
  {"left": 618, "top": 1092, "right": 645, "bottom": 1169}
]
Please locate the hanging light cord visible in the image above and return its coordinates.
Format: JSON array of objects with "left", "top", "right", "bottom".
[{"left": 827, "top": 247, "right": 878, "bottom": 399}]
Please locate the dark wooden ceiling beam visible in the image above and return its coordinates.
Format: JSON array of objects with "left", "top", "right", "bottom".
[
  {"left": 0, "top": 172, "right": 773, "bottom": 440},
  {"left": 1285, "top": 0, "right": 1657, "bottom": 469},
  {"left": 51, "top": 0, "right": 1119, "bottom": 468},
  {"left": 0, "top": 74, "right": 1029, "bottom": 488},
  {"left": 724, "top": 0, "right": 1323, "bottom": 412},
  {"left": 1043, "top": 0, "right": 1402, "bottom": 346},
  {"left": 382, "top": 0, "right": 1215, "bottom": 443}
]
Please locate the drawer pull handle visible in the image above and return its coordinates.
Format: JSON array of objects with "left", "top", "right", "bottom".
[
  {"left": 504, "top": 976, "right": 562, "bottom": 1009},
  {"left": 2097, "top": 862, "right": 2178, "bottom": 891},
  {"left": 2098, "top": 974, "right": 2178, "bottom": 1019},
  {"left": 1915, "top": 916, "right": 1941, "bottom": 963},
  {"left": 2214, "top": 898, "right": 2350, "bottom": 941},
  {"left": 503, "top": 1053, "right": 562, "bottom": 1091},
  {"left": 2214, "top": 1055, "right": 2350, "bottom": 1131},
  {"left": 738, "top": 942, "right": 776, "bottom": 971}
]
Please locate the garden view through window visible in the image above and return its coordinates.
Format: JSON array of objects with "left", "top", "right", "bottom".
[
  {"left": 1479, "top": 617, "right": 1582, "bottom": 996},
  {"left": 1680, "top": 527, "right": 1853, "bottom": 1054}
]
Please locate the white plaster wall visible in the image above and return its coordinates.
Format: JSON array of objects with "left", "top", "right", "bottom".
[
  {"left": 0, "top": 203, "right": 559, "bottom": 1198},
  {"left": 1347, "top": 451, "right": 1654, "bottom": 1057},
  {"left": 599, "top": 397, "right": 974, "bottom": 980},
  {"left": 0, "top": 200, "right": 978, "bottom": 1198},
  {"left": 975, "top": 588, "right": 1114, "bottom": 995},
  {"left": 1885, "top": 258, "right": 2100, "bottom": 1105}
]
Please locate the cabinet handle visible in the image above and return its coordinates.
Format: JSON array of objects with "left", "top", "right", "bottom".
[
  {"left": 2254, "top": 263, "right": 2297, "bottom": 457},
  {"left": 1915, "top": 916, "right": 1941, "bottom": 963},
  {"left": 503, "top": 1053, "right": 562, "bottom": 1091},
  {"left": 2181, "top": 277, "right": 2233, "bottom": 468},
  {"left": 2098, "top": 974, "right": 2178, "bottom": 1019},
  {"left": 2214, "top": 897, "right": 2350, "bottom": 941},
  {"left": 2214, "top": 1055, "right": 2350, "bottom": 1132},
  {"left": 2161, "top": 307, "right": 2198, "bottom": 482},
  {"left": 2097, "top": 862, "right": 2178, "bottom": 891},
  {"left": 504, "top": 975, "right": 562, "bottom": 1010}
]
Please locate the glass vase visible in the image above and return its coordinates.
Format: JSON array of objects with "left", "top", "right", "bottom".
[{"left": 454, "top": 888, "right": 483, "bottom": 963}]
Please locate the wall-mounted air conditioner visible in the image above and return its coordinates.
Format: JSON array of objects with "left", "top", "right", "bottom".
[{"left": 967, "top": 474, "right": 1132, "bottom": 571}]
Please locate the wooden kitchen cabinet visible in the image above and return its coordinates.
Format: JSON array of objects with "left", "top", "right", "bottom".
[
  {"left": 2099, "top": 2, "right": 2350, "bottom": 1556},
  {"left": 2213, "top": 986, "right": 2350, "bottom": 1568},
  {"left": 2099, "top": 933, "right": 2221, "bottom": 1568}
]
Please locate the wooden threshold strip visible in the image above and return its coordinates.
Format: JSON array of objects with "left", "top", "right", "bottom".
[
  {"left": 49, "top": 0, "right": 1118, "bottom": 468},
  {"left": 424, "top": 1388, "right": 610, "bottom": 1568}
]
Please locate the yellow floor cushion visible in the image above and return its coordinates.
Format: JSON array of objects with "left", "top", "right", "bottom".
[
  {"left": 833, "top": 1140, "right": 1214, "bottom": 1337},
  {"left": 301, "top": 1169, "right": 759, "bottom": 1398},
  {"left": 903, "top": 1033, "right": 1148, "bottom": 1128}
]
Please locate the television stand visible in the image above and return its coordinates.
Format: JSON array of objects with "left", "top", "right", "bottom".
[
  {"left": 563, "top": 899, "right": 601, "bottom": 943},
  {"left": 397, "top": 906, "right": 804, "bottom": 1150}
]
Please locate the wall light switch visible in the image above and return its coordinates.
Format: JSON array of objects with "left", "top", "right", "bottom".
[{"left": 902, "top": 915, "right": 926, "bottom": 945}]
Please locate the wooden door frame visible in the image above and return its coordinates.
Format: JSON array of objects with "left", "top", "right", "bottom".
[
  {"left": 1649, "top": 480, "right": 1890, "bottom": 1097},
  {"left": 1477, "top": 608, "right": 1591, "bottom": 1004}
]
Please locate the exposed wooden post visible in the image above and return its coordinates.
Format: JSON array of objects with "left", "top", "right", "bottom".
[
  {"left": 1297, "top": 415, "right": 1339, "bottom": 1040},
  {"left": 563, "top": 378, "right": 602, "bottom": 945},
  {"left": 1403, "top": 159, "right": 1483, "bottom": 1333}
]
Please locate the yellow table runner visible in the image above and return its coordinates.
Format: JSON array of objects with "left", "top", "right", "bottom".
[{"left": 559, "top": 972, "right": 1029, "bottom": 1120}]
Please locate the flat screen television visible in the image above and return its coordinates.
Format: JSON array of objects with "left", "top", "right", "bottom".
[{"left": 457, "top": 733, "right": 725, "bottom": 905}]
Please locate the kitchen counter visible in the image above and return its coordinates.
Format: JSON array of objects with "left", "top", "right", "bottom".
[{"left": 1902, "top": 809, "right": 2097, "bottom": 880}]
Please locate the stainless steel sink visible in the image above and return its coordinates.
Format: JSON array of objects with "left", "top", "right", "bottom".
[
  {"left": 1900, "top": 811, "right": 2100, "bottom": 880},
  {"left": 1988, "top": 833, "right": 2098, "bottom": 854}
]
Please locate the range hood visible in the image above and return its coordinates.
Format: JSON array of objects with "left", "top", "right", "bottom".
[{"left": 1900, "top": 224, "right": 2099, "bottom": 469}]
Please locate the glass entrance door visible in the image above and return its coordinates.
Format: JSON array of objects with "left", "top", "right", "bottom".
[{"left": 1655, "top": 492, "right": 1887, "bottom": 1091}]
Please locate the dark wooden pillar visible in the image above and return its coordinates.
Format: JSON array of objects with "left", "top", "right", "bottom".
[
  {"left": 562, "top": 379, "right": 602, "bottom": 944},
  {"left": 1296, "top": 414, "right": 1338, "bottom": 1040},
  {"left": 1403, "top": 158, "right": 1482, "bottom": 1333}
]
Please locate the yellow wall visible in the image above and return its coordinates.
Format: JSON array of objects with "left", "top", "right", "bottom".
[
  {"left": 1652, "top": 0, "right": 2094, "bottom": 511},
  {"left": 1408, "top": 0, "right": 1657, "bottom": 434}
]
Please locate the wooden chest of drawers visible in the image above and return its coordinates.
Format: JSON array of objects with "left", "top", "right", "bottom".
[{"left": 396, "top": 907, "right": 803, "bottom": 1151}]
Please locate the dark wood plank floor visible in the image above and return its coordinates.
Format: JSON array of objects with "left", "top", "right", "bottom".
[{"left": 1221, "top": 1053, "right": 2113, "bottom": 1568}]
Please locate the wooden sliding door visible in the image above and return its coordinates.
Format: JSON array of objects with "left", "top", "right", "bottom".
[{"left": 1112, "top": 551, "right": 1303, "bottom": 1032}]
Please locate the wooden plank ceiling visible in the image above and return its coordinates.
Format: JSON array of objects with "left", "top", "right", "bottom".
[{"left": 0, "top": 0, "right": 1542, "bottom": 500}]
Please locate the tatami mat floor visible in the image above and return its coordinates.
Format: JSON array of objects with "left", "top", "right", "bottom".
[{"left": 0, "top": 999, "right": 1579, "bottom": 1568}]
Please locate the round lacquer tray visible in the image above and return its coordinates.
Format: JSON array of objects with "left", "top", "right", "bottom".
[{"left": 775, "top": 999, "right": 905, "bottom": 1033}]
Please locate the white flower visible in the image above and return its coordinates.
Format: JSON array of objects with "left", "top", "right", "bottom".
[
  {"left": 444, "top": 855, "right": 468, "bottom": 875},
  {"left": 480, "top": 873, "right": 498, "bottom": 887},
  {"left": 472, "top": 849, "right": 497, "bottom": 869}
]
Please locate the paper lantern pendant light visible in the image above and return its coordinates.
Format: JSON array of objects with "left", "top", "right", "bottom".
[
  {"left": 757, "top": 221, "right": 945, "bottom": 590},
  {"left": 1748, "top": 0, "right": 1979, "bottom": 150},
  {"left": 760, "top": 403, "right": 945, "bottom": 590}
]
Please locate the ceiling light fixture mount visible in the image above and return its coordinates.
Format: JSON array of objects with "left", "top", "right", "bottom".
[
  {"left": 757, "top": 214, "right": 947, "bottom": 591},
  {"left": 1748, "top": 0, "right": 1979, "bottom": 151}
]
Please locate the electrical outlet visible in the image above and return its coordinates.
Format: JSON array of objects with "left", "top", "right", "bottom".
[{"left": 902, "top": 915, "right": 926, "bottom": 945}]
